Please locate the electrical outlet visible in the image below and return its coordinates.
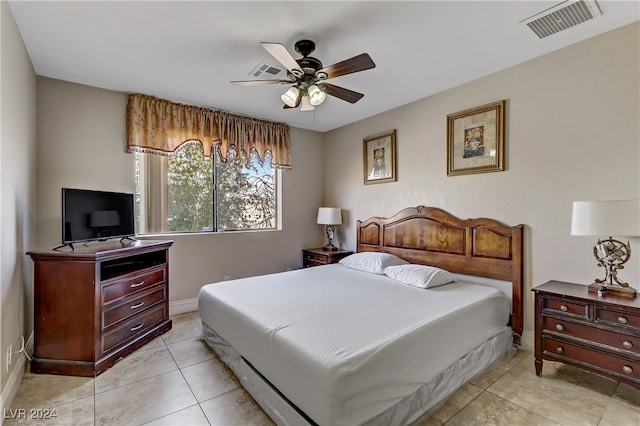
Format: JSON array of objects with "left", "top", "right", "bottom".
[
  {"left": 6, "top": 345, "right": 12, "bottom": 372},
  {"left": 223, "top": 276, "right": 231, "bottom": 281}
]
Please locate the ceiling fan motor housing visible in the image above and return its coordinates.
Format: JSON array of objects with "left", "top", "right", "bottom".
[
  {"left": 293, "top": 40, "right": 327, "bottom": 79},
  {"left": 297, "top": 57, "right": 323, "bottom": 75}
]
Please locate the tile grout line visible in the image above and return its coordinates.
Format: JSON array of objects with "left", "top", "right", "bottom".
[
  {"left": 482, "top": 354, "right": 564, "bottom": 425},
  {"left": 483, "top": 387, "right": 564, "bottom": 426},
  {"left": 442, "top": 351, "right": 550, "bottom": 425},
  {"left": 439, "top": 387, "right": 484, "bottom": 426},
  {"left": 94, "top": 343, "right": 177, "bottom": 397},
  {"left": 148, "top": 329, "right": 213, "bottom": 425}
]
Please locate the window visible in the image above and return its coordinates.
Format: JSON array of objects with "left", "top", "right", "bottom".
[{"left": 135, "top": 142, "right": 278, "bottom": 234}]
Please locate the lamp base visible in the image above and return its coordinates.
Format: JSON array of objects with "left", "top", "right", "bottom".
[
  {"left": 322, "top": 244, "right": 339, "bottom": 251},
  {"left": 588, "top": 282, "right": 637, "bottom": 298}
]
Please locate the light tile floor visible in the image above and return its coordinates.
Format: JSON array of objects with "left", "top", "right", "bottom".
[{"left": 5, "top": 311, "right": 640, "bottom": 425}]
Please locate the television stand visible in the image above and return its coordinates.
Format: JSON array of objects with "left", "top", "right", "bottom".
[{"left": 27, "top": 239, "right": 173, "bottom": 376}]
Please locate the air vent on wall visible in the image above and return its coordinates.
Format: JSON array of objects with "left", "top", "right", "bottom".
[
  {"left": 521, "top": 0, "right": 602, "bottom": 39},
  {"left": 248, "top": 62, "right": 285, "bottom": 79}
]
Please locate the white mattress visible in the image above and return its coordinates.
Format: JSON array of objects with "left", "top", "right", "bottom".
[{"left": 198, "top": 264, "right": 510, "bottom": 425}]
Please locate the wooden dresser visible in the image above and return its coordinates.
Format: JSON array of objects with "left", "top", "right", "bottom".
[
  {"left": 27, "top": 239, "right": 173, "bottom": 376},
  {"left": 533, "top": 280, "right": 640, "bottom": 389},
  {"left": 302, "top": 247, "right": 353, "bottom": 268}
]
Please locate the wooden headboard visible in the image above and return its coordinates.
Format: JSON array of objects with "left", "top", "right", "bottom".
[{"left": 357, "top": 206, "right": 524, "bottom": 339}]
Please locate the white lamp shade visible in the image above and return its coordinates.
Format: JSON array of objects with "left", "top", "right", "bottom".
[
  {"left": 281, "top": 87, "right": 300, "bottom": 107},
  {"left": 299, "top": 95, "right": 315, "bottom": 111},
  {"left": 571, "top": 200, "right": 640, "bottom": 237},
  {"left": 308, "top": 85, "right": 327, "bottom": 106},
  {"left": 317, "top": 207, "right": 342, "bottom": 225}
]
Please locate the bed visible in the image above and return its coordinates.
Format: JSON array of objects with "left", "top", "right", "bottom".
[{"left": 198, "top": 206, "right": 524, "bottom": 425}]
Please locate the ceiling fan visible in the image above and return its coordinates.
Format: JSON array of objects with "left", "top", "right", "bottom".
[{"left": 231, "top": 40, "right": 376, "bottom": 111}]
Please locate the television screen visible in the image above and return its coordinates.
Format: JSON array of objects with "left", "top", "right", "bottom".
[{"left": 62, "top": 188, "right": 135, "bottom": 244}]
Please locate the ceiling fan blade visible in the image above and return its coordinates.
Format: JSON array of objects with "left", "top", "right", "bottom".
[
  {"left": 261, "top": 42, "right": 304, "bottom": 77},
  {"left": 230, "top": 79, "right": 292, "bottom": 86},
  {"left": 317, "top": 53, "right": 375, "bottom": 80},
  {"left": 322, "top": 83, "right": 365, "bottom": 104}
]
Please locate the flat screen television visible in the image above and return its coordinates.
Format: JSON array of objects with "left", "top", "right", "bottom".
[{"left": 61, "top": 188, "right": 135, "bottom": 248}]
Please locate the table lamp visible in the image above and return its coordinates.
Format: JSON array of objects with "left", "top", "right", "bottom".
[
  {"left": 317, "top": 207, "right": 342, "bottom": 250},
  {"left": 571, "top": 200, "right": 640, "bottom": 298}
]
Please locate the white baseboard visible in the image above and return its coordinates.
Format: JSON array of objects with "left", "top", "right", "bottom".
[
  {"left": 520, "top": 330, "right": 534, "bottom": 351},
  {"left": 1, "top": 333, "right": 33, "bottom": 425},
  {"left": 169, "top": 298, "right": 198, "bottom": 316}
]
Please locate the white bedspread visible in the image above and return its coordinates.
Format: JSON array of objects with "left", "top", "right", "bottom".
[{"left": 198, "top": 264, "right": 510, "bottom": 425}]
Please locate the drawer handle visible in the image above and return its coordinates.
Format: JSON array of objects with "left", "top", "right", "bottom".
[
  {"left": 555, "top": 324, "right": 564, "bottom": 331},
  {"left": 130, "top": 323, "right": 144, "bottom": 332},
  {"left": 130, "top": 281, "right": 145, "bottom": 288},
  {"left": 623, "top": 365, "right": 633, "bottom": 374},
  {"left": 618, "top": 316, "right": 628, "bottom": 324},
  {"left": 556, "top": 346, "right": 564, "bottom": 354},
  {"left": 560, "top": 305, "right": 568, "bottom": 312},
  {"left": 623, "top": 340, "right": 633, "bottom": 349},
  {"left": 130, "top": 301, "right": 145, "bottom": 310}
]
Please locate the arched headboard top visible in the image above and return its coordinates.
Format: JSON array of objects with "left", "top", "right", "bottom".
[{"left": 356, "top": 206, "right": 524, "bottom": 338}]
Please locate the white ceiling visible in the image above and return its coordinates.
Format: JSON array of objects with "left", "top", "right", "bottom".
[{"left": 8, "top": 1, "right": 639, "bottom": 132}]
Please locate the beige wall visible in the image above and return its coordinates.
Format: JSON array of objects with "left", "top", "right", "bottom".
[
  {"left": 323, "top": 22, "right": 640, "bottom": 338},
  {"left": 35, "top": 78, "right": 326, "bottom": 302},
  {"left": 0, "top": 0, "right": 37, "bottom": 411}
]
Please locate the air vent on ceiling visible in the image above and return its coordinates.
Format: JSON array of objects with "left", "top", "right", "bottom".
[
  {"left": 248, "top": 62, "right": 285, "bottom": 79},
  {"left": 521, "top": 0, "right": 602, "bottom": 39}
]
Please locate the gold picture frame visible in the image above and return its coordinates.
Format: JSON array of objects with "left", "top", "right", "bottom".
[
  {"left": 447, "top": 100, "right": 505, "bottom": 176},
  {"left": 363, "top": 129, "right": 397, "bottom": 185}
]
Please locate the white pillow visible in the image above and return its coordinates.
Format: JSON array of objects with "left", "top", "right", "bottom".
[
  {"left": 384, "top": 264, "right": 456, "bottom": 288},
  {"left": 339, "top": 252, "right": 408, "bottom": 274}
]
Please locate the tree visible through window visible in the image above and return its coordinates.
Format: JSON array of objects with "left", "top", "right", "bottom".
[
  {"left": 166, "top": 143, "right": 213, "bottom": 231},
  {"left": 135, "top": 142, "right": 277, "bottom": 234}
]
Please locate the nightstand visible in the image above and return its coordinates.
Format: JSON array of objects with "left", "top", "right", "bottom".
[
  {"left": 302, "top": 248, "right": 353, "bottom": 268},
  {"left": 532, "top": 280, "right": 640, "bottom": 390}
]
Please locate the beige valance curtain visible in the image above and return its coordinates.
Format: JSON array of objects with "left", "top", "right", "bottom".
[{"left": 126, "top": 94, "right": 292, "bottom": 169}]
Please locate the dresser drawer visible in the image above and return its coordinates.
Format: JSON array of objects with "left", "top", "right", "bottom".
[
  {"left": 302, "top": 249, "right": 353, "bottom": 268},
  {"left": 543, "top": 336, "right": 640, "bottom": 383},
  {"left": 542, "top": 296, "right": 589, "bottom": 319},
  {"left": 102, "top": 266, "right": 166, "bottom": 305},
  {"left": 102, "top": 286, "right": 166, "bottom": 330},
  {"left": 596, "top": 307, "right": 640, "bottom": 331},
  {"left": 303, "top": 253, "right": 327, "bottom": 265},
  {"left": 543, "top": 316, "right": 640, "bottom": 356},
  {"left": 102, "top": 304, "right": 166, "bottom": 353}
]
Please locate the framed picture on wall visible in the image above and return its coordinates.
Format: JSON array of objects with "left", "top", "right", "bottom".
[
  {"left": 363, "top": 129, "right": 397, "bottom": 185},
  {"left": 447, "top": 100, "right": 505, "bottom": 176}
]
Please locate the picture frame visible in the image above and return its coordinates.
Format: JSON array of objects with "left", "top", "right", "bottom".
[
  {"left": 363, "top": 129, "right": 397, "bottom": 185},
  {"left": 446, "top": 100, "right": 505, "bottom": 176}
]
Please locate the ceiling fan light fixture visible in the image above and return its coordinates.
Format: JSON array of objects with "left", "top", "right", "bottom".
[
  {"left": 308, "top": 84, "right": 327, "bottom": 106},
  {"left": 281, "top": 86, "right": 300, "bottom": 107},
  {"left": 299, "top": 95, "right": 315, "bottom": 111}
]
